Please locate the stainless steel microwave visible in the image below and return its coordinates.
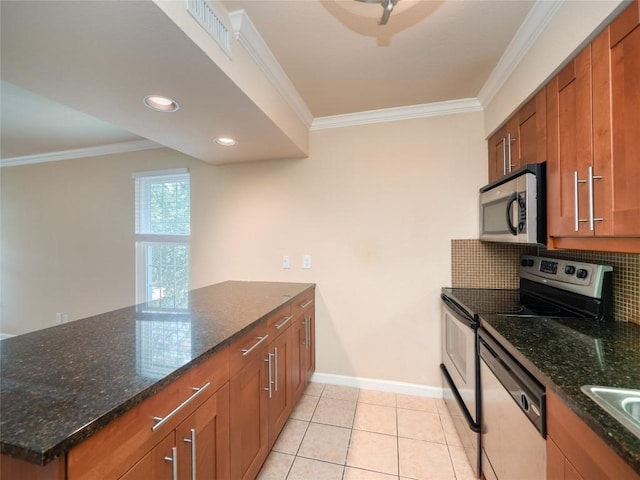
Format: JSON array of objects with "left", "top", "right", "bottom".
[{"left": 479, "top": 163, "right": 546, "bottom": 245}]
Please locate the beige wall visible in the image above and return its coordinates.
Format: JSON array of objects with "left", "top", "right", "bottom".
[
  {"left": 1, "top": 110, "right": 486, "bottom": 388},
  {"left": 484, "top": 0, "right": 624, "bottom": 137}
]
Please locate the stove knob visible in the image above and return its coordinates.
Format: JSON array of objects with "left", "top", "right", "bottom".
[
  {"left": 576, "top": 268, "right": 588, "bottom": 279},
  {"left": 526, "top": 259, "right": 534, "bottom": 267},
  {"left": 565, "top": 265, "right": 576, "bottom": 275}
]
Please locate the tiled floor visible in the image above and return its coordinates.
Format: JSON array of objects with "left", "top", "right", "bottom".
[{"left": 257, "top": 383, "right": 475, "bottom": 480}]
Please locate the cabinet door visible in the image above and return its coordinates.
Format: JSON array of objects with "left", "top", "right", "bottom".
[
  {"left": 517, "top": 89, "right": 546, "bottom": 167},
  {"left": 267, "top": 329, "right": 293, "bottom": 448},
  {"left": 290, "top": 316, "right": 306, "bottom": 401},
  {"left": 229, "top": 348, "right": 269, "bottom": 480},
  {"left": 608, "top": 2, "right": 640, "bottom": 235},
  {"left": 176, "top": 383, "right": 230, "bottom": 480},
  {"left": 302, "top": 311, "right": 316, "bottom": 384},
  {"left": 488, "top": 127, "right": 508, "bottom": 183},
  {"left": 546, "top": 48, "right": 594, "bottom": 237}
]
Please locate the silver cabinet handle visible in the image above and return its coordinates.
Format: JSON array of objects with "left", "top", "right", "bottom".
[
  {"left": 302, "top": 318, "right": 307, "bottom": 347},
  {"left": 502, "top": 137, "right": 507, "bottom": 176},
  {"left": 305, "top": 315, "right": 311, "bottom": 350},
  {"left": 264, "top": 353, "right": 273, "bottom": 398},
  {"left": 301, "top": 299, "right": 313, "bottom": 309},
  {"left": 274, "top": 347, "right": 279, "bottom": 392},
  {"left": 588, "top": 166, "right": 603, "bottom": 231},
  {"left": 152, "top": 382, "right": 210, "bottom": 432},
  {"left": 183, "top": 428, "right": 197, "bottom": 480},
  {"left": 163, "top": 446, "right": 178, "bottom": 480},
  {"left": 508, "top": 133, "right": 517, "bottom": 172},
  {"left": 275, "top": 316, "right": 292, "bottom": 330},
  {"left": 242, "top": 335, "right": 269, "bottom": 356},
  {"left": 574, "top": 170, "right": 587, "bottom": 231}
]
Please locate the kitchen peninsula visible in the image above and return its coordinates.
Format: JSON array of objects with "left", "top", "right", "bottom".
[{"left": 0, "top": 281, "right": 315, "bottom": 479}]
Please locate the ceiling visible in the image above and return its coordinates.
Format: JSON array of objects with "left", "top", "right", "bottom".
[{"left": 0, "top": 0, "right": 537, "bottom": 166}]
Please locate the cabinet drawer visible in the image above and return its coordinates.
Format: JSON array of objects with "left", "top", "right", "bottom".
[
  {"left": 267, "top": 304, "right": 293, "bottom": 339},
  {"left": 291, "top": 289, "right": 314, "bottom": 320},
  {"left": 229, "top": 321, "right": 269, "bottom": 378},
  {"left": 67, "top": 347, "right": 229, "bottom": 479}
]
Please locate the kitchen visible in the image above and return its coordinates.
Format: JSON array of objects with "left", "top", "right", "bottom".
[{"left": 1, "top": 0, "right": 639, "bottom": 479}]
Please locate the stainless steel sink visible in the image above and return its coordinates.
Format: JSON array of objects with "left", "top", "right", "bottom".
[{"left": 581, "top": 385, "right": 640, "bottom": 439}]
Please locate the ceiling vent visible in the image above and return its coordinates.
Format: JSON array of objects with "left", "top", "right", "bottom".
[{"left": 187, "top": 0, "right": 232, "bottom": 58}]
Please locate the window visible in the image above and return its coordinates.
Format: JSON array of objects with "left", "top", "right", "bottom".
[{"left": 134, "top": 169, "right": 190, "bottom": 311}]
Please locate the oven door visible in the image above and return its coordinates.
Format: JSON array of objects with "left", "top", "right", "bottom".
[{"left": 440, "top": 295, "right": 480, "bottom": 477}]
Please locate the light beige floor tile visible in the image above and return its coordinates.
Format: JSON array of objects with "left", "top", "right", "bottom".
[
  {"left": 397, "top": 408, "right": 446, "bottom": 444},
  {"left": 311, "top": 396, "right": 357, "bottom": 428},
  {"left": 322, "top": 384, "right": 360, "bottom": 402},
  {"left": 398, "top": 438, "right": 455, "bottom": 480},
  {"left": 343, "top": 466, "right": 399, "bottom": 480},
  {"left": 287, "top": 457, "right": 344, "bottom": 480},
  {"left": 448, "top": 444, "right": 476, "bottom": 480},
  {"left": 290, "top": 394, "right": 319, "bottom": 421},
  {"left": 440, "top": 413, "right": 462, "bottom": 446},
  {"left": 256, "top": 451, "right": 294, "bottom": 480},
  {"left": 297, "top": 422, "right": 351, "bottom": 464},
  {"left": 435, "top": 397, "right": 449, "bottom": 415},
  {"left": 396, "top": 394, "right": 439, "bottom": 413},
  {"left": 304, "top": 382, "right": 325, "bottom": 397},
  {"left": 358, "top": 389, "right": 396, "bottom": 407},
  {"left": 346, "top": 430, "right": 398, "bottom": 476},
  {"left": 353, "top": 403, "right": 397, "bottom": 435},
  {"left": 272, "top": 419, "right": 309, "bottom": 455}
]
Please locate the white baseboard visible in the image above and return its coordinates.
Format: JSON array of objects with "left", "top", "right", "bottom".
[{"left": 310, "top": 372, "right": 443, "bottom": 398}]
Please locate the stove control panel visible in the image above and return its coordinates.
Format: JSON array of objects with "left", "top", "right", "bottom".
[{"left": 519, "top": 255, "right": 612, "bottom": 299}]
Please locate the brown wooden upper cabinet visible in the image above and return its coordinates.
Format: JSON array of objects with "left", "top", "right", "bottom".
[
  {"left": 546, "top": 0, "right": 640, "bottom": 253},
  {"left": 487, "top": 89, "right": 547, "bottom": 183}
]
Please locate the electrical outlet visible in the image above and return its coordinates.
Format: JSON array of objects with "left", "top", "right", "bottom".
[
  {"left": 62, "top": 313, "right": 69, "bottom": 323},
  {"left": 302, "top": 254, "right": 312, "bottom": 269},
  {"left": 282, "top": 255, "right": 291, "bottom": 269},
  {"left": 55, "top": 313, "right": 62, "bottom": 325}
]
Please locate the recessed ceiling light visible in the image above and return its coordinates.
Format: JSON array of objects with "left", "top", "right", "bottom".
[
  {"left": 215, "top": 137, "right": 238, "bottom": 146},
  {"left": 143, "top": 95, "right": 179, "bottom": 112}
]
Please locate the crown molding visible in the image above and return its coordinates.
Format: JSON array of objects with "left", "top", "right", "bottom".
[
  {"left": 229, "top": 9, "right": 314, "bottom": 129},
  {"left": 0, "top": 139, "right": 163, "bottom": 168},
  {"left": 310, "top": 98, "right": 482, "bottom": 130},
  {"left": 477, "top": 0, "right": 564, "bottom": 108}
]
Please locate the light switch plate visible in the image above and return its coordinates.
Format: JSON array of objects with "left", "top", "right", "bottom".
[
  {"left": 282, "top": 255, "right": 291, "bottom": 269},
  {"left": 302, "top": 254, "right": 312, "bottom": 269}
]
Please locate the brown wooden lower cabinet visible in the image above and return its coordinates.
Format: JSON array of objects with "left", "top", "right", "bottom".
[
  {"left": 546, "top": 390, "right": 640, "bottom": 480},
  {"left": 1, "top": 291, "right": 316, "bottom": 480}
]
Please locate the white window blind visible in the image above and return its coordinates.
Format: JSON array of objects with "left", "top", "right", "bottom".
[{"left": 134, "top": 169, "right": 190, "bottom": 311}]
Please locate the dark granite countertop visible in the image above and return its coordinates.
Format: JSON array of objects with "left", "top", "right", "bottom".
[
  {"left": 0, "top": 281, "right": 315, "bottom": 466},
  {"left": 480, "top": 313, "right": 640, "bottom": 475}
]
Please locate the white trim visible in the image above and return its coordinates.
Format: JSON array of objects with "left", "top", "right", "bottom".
[
  {"left": 311, "top": 372, "right": 443, "bottom": 398},
  {"left": 477, "top": 0, "right": 564, "bottom": 108},
  {"left": 311, "top": 98, "right": 482, "bottom": 130},
  {"left": 0, "top": 139, "right": 163, "bottom": 168},
  {"left": 131, "top": 168, "right": 189, "bottom": 179},
  {"left": 229, "top": 9, "right": 313, "bottom": 128}
]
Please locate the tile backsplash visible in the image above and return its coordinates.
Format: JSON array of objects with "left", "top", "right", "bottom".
[{"left": 451, "top": 239, "right": 640, "bottom": 325}]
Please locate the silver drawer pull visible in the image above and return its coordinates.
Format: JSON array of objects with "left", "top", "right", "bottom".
[
  {"left": 275, "top": 316, "right": 293, "bottom": 329},
  {"left": 241, "top": 335, "right": 269, "bottom": 356},
  {"left": 300, "top": 299, "right": 313, "bottom": 309},
  {"left": 152, "top": 382, "right": 211, "bottom": 432},
  {"left": 183, "top": 428, "right": 197, "bottom": 480}
]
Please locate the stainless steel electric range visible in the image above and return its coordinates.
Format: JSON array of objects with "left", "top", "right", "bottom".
[{"left": 440, "top": 255, "right": 613, "bottom": 479}]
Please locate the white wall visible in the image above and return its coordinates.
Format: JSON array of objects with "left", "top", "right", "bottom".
[{"left": 1, "top": 110, "right": 486, "bottom": 388}]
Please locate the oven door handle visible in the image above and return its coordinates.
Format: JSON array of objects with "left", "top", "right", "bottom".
[
  {"left": 440, "top": 363, "right": 481, "bottom": 433},
  {"left": 441, "top": 295, "right": 476, "bottom": 327}
]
